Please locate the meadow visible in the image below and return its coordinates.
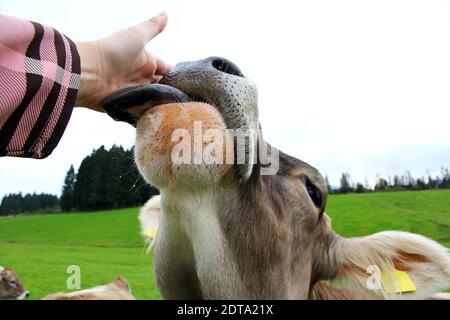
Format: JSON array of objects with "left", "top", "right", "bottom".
[{"left": 0, "top": 189, "right": 449, "bottom": 300}]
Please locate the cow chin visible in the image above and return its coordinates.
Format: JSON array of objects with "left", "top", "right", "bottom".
[{"left": 135, "top": 102, "right": 234, "bottom": 189}]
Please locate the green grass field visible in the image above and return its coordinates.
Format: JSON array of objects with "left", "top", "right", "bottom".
[
  {"left": 0, "top": 208, "right": 161, "bottom": 300},
  {"left": 0, "top": 189, "right": 449, "bottom": 300}
]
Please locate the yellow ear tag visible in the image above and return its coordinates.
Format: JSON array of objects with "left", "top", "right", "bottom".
[
  {"left": 145, "top": 226, "right": 158, "bottom": 240},
  {"left": 381, "top": 269, "right": 416, "bottom": 293}
]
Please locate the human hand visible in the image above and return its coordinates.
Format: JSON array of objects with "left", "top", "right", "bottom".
[{"left": 75, "top": 12, "right": 171, "bottom": 112}]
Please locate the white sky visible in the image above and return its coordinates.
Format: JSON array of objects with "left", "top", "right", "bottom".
[{"left": 1, "top": 0, "right": 450, "bottom": 198}]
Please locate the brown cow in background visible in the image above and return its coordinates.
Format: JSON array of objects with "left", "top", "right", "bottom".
[{"left": 0, "top": 266, "right": 29, "bottom": 300}]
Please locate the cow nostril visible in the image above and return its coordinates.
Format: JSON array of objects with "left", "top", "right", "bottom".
[{"left": 211, "top": 58, "right": 244, "bottom": 78}]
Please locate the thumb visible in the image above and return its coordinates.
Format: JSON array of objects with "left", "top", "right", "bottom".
[{"left": 133, "top": 12, "right": 168, "bottom": 43}]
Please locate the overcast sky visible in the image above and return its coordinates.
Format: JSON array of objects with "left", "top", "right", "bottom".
[{"left": 1, "top": 0, "right": 450, "bottom": 198}]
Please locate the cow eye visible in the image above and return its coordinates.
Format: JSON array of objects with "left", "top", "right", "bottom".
[
  {"left": 305, "top": 180, "right": 322, "bottom": 208},
  {"left": 9, "top": 280, "right": 16, "bottom": 285}
]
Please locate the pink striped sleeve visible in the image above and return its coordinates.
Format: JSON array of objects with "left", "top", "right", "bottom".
[{"left": 0, "top": 14, "right": 80, "bottom": 159}]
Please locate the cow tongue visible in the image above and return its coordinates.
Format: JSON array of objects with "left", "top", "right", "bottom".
[{"left": 101, "top": 83, "right": 192, "bottom": 127}]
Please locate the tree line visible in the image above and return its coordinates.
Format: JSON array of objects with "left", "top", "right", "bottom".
[
  {"left": 1, "top": 143, "right": 448, "bottom": 215},
  {"left": 0, "top": 193, "right": 59, "bottom": 216},
  {"left": 327, "top": 167, "right": 450, "bottom": 194},
  {"left": 0, "top": 145, "right": 158, "bottom": 216}
]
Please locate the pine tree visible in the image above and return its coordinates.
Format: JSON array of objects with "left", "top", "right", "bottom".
[
  {"left": 339, "top": 173, "right": 352, "bottom": 194},
  {"left": 325, "top": 175, "right": 333, "bottom": 194},
  {"left": 355, "top": 183, "right": 365, "bottom": 193},
  {"left": 74, "top": 154, "right": 95, "bottom": 210},
  {"left": 61, "top": 165, "right": 76, "bottom": 211}
]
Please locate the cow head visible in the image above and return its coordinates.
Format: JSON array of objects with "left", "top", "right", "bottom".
[
  {"left": 0, "top": 266, "right": 29, "bottom": 300},
  {"left": 104, "top": 57, "right": 450, "bottom": 299}
]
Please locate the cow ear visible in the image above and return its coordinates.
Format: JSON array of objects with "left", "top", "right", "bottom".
[
  {"left": 138, "top": 195, "right": 161, "bottom": 251},
  {"left": 114, "top": 276, "right": 131, "bottom": 291},
  {"left": 327, "top": 231, "right": 450, "bottom": 299}
]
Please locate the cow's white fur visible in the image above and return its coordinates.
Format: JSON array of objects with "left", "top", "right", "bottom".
[
  {"left": 139, "top": 195, "right": 161, "bottom": 250},
  {"left": 157, "top": 189, "right": 243, "bottom": 298},
  {"left": 139, "top": 196, "right": 161, "bottom": 230},
  {"left": 432, "top": 292, "right": 450, "bottom": 300},
  {"left": 61, "top": 287, "right": 110, "bottom": 297},
  {"left": 331, "top": 231, "right": 450, "bottom": 299},
  {"left": 43, "top": 278, "right": 135, "bottom": 300}
]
